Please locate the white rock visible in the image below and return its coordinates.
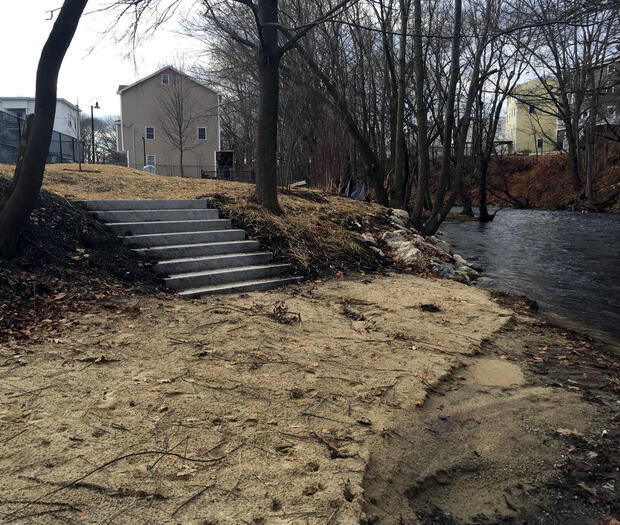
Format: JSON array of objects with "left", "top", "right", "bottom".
[
  {"left": 413, "top": 237, "right": 437, "bottom": 252},
  {"left": 361, "top": 233, "right": 376, "bottom": 245},
  {"left": 381, "top": 230, "right": 408, "bottom": 248},
  {"left": 459, "top": 265, "right": 480, "bottom": 279},
  {"left": 429, "top": 236, "right": 453, "bottom": 255},
  {"left": 395, "top": 243, "right": 426, "bottom": 270},
  {"left": 453, "top": 254, "right": 468, "bottom": 266},
  {"left": 391, "top": 209, "right": 409, "bottom": 221}
]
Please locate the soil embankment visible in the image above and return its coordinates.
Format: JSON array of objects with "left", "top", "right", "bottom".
[{"left": 464, "top": 150, "right": 620, "bottom": 213}]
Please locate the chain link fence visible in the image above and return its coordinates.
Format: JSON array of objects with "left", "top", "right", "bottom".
[{"left": 0, "top": 110, "right": 81, "bottom": 165}]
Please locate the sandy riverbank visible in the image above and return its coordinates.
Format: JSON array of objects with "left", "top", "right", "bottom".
[{"left": 1, "top": 274, "right": 617, "bottom": 523}]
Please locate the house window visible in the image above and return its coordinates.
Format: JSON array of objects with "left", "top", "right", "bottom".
[
  {"left": 145, "top": 126, "right": 155, "bottom": 140},
  {"left": 536, "top": 138, "right": 544, "bottom": 149},
  {"left": 528, "top": 105, "right": 536, "bottom": 114},
  {"left": 197, "top": 127, "right": 207, "bottom": 140},
  {"left": 608, "top": 105, "right": 616, "bottom": 118},
  {"left": 608, "top": 64, "right": 615, "bottom": 74},
  {"left": 161, "top": 74, "right": 169, "bottom": 85},
  {"left": 146, "top": 154, "right": 156, "bottom": 166}
]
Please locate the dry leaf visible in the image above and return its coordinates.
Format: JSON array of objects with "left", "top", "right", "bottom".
[
  {"left": 312, "top": 362, "right": 320, "bottom": 367},
  {"left": 556, "top": 428, "right": 584, "bottom": 437},
  {"left": 157, "top": 405, "right": 168, "bottom": 413},
  {"left": 176, "top": 467, "right": 197, "bottom": 478},
  {"left": 576, "top": 481, "right": 597, "bottom": 496}
]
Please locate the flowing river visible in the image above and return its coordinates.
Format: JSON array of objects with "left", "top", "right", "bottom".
[{"left": 439, "top": 208, "right": 620, "bottom": 343}]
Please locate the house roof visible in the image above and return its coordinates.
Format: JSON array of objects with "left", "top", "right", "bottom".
[
  {"left": 116, "top": 66, "right": 220, "bottom": 97},
  {"left": 0, "top": 96, "right": 80, "bottom": 112}
]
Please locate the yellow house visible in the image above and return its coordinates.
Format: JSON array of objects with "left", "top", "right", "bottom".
[{"left": 506, "top": 79, "right": 558, "bottom": 154}]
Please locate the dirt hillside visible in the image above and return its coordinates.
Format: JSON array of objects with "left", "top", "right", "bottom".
[{"left": 470, "top": 149, "right": 620, "bottom": 212}]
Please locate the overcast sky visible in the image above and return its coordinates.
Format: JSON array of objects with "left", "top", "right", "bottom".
[{"left": 1, "top": 1, "right": 200, "bottom": 117}]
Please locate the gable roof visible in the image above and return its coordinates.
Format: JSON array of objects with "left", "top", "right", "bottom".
[
  {"left": 0, "top": 96, "right": 80, "bottom": 112},
  {"left": 117, "top": 66, "right": 220, "bottom": 97}
]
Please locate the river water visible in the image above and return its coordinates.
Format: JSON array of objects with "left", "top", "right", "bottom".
[{"left": 439, "top": 208, "right": 620, "bottom": 343}]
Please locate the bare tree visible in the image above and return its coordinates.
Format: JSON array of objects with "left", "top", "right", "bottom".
[
  {"left": 520, "top": 0, "right": 619, "bottom": 198},
  {"left": 156, "top": 71, "right": 201, "bottom": 178},
  {"left": 200, "top": 0, "right": 359, "bottom": 212},
  {"left": 0, "top": 0, "right": 87, "bottom": 257},
  {"left": 389, "top": 0, "right": 411, "bottom": 209}
]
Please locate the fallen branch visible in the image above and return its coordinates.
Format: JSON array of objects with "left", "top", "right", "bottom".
[
  {"left": 312, "top": 431, "right": 356, "bottom": 459},
  {"left": 171, "top": 482, "right": 216, "bottom": 517},
  {"left": 6, "top": 445, "right": 243, "bottom": 520}
]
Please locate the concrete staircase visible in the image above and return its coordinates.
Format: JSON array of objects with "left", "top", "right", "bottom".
[{"left": 82, "top": 199, "right": 301, "bottom": 297}]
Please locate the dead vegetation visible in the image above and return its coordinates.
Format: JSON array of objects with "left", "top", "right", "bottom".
[
  {"left": 0, "top": 176, "right": 162, "bottom": 342},
  {"left": 0, "top": 163, "right": 391, "bottom": 276}
]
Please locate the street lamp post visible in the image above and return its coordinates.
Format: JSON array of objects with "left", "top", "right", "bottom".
[{"left": 90, "top": 101, "right": 100, "bottom": 163}]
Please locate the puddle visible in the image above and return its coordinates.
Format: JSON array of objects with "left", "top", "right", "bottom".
[{"left": 468, "top": 358, "right": 525, "bottom": 387}]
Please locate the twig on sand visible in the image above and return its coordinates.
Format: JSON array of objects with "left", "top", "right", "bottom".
[
  {"left": 6, "top": 445, "right": 243, "bottom": 520},
  {"left": 171, "top": 482, "right": 216, "bottom": 517},
  {"left": 313, "top": 431, "right": 356, "bottom": 459}
]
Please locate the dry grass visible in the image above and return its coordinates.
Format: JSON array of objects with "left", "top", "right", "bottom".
[{"left": 0, "top": 163, "right": 392, "bottom": 275}]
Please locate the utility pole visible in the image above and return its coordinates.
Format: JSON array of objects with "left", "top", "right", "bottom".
[
  {"left": 76, "top": 99, "right": 82, "bottom": 171},
  {"left": 90, "top": 101, "right": 99, "bottom": 163}
]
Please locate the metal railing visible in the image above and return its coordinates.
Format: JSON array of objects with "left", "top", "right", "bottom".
[
  {"left": 0, "top": 110, "right": 81, "bottom": 165},
  {"left": 127, "top": 163, "right": 305, "bottom": 187}
]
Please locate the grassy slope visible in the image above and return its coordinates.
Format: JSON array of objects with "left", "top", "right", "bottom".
[{"left": 0, "top": 163, "right": 390, "bottom": 276}]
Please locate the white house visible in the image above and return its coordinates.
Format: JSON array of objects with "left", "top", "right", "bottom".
[{"left": 0, "top": 97, "right": 80, "bottom": 138}]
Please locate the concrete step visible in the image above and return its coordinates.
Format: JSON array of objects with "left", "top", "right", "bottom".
[
  {"left": 165, "top": 264, "right": 290, "bottom": 290},
  {"left": 106, "top": 219, "right": 231, "bottom": 236},
  {"left": 92, "top": 209, "right": 219, "bottom": 222},
  {"left": 123, "top": 229, "right": 246, "bottom": 248},
  {"left": 133, "top": 240, "right": 262, "bottom": 260},
  {"left": 82, "top": 199, "right": 208, "bottom": 211},
  {"left": 179, "top": 276, "right": 303, "bottom": 297},
  {"left": 153, "top": 252, "right": 274, "bottom": 275}
]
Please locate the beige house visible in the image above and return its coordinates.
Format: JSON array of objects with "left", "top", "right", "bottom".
[
  {"left": 505, "top": 79, "right": 558, "bottom": 154},
  {"left": 116, "top": 66, "right": 220, "bottom": 178}
]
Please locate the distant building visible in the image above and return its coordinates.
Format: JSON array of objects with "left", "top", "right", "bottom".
[
  {"left": 0, "top": 97, "right": 80, "bottom": 138},
  {"left": 505, "top": 79, "right": 558, "bottom": 154},
  {"left": 557, "top": 57, "right": 620, "bottom": 148},
  {"left": 116, "top": 66, "right": 221, "bottom": 178}
]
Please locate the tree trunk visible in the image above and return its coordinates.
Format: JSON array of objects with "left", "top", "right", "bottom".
[
  {"left": 179, "top": 148, "right": 185, "bottom": 178},
  {"left": 585, "top": 116, "right": 594, "bottom": 208},
  {"left": 294, "top": 46, "right": 388, "bottom": 205},
  {"left": 420, "top": 0, "right": 462, "bottom": 234},
  {"left": 389, "top": 0, "right": 409, "bottom": 209},
  {"left": 461, "top": 174, "right": 474, "bottom": 216},
  {"left": 422, "top": 0, "right": 490, "bottom": 236},
  {"left": 254, "top": 0, "right": 282, "bottom": 213},
  {"left": 0, "top": 0, "right": 87, "bottom": 257},
  {"left": 479, "top": 162, "right": 492, "bottom": 221},
  {"left": 410, "top": 0, "right": 430, "bottom": 227},
  {"left": 564, "top": 119, "right": 581, "bottom": 190}
]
